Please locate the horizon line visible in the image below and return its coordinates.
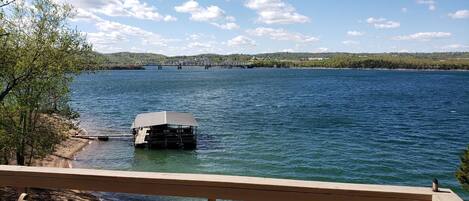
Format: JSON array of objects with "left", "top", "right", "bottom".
[{"left": 97, "top": 51, "right": 469, "bottom": 57}]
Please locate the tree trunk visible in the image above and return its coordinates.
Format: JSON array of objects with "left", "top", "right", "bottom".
[
  {"left": 3, "top": 155, "right": 9, "bottom": 165},
  {"left": 16, "top": 150, "right": 24, "bottom": 165},
  {"left": 27, "top": 145, "right": 34, "bottom": 166},
  {"left": 17, "top": 111, "right": 27, "bottom": 166}
]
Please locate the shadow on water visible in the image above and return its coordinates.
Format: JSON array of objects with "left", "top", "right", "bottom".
[
  {"left": 131, "top": 149, "right": 200, "bottom": 173},
  {"left": 93, "top": 149, "right": 205, "bottom": 201}
]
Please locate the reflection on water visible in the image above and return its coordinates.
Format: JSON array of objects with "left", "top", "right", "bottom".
[{"left": 132, "top": 149, "right": 200, "bottom": 173}]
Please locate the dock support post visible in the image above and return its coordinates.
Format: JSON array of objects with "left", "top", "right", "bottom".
[{"left": 208, "top": 198, "right": 216, "bottom": 201}]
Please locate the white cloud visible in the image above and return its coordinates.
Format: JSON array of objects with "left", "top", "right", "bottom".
[
  {"left": 347, "top": 31, "right": 365, "bottom": 36},
  {"left": 313, "top": 47, "right": 329, "bottom": 53},
  {"left": 69, "top": 0, "right": 176, "bottom": 21},
  {"left": 245, "top": 0, "right": 309, "bottom": 24},
  {"left": 175, "top": 0, "right": 238, "bottom": 30},
  {"left": 342, "top": 40, "right": 360, "bottom": 45},
  {"left": 441, "top": 44, "right": 469, "bottom": 50},
  {"left": 211, "top": 22, "right": 240, "bottom": 30},
  {"left": 227, "top": 35, "right": 256, "bottom": 47},
  {"left": 416, "top": 0, "right": 436, "bottom": 11},
  {"left": 164, "top": 15, "right": 178, "bottom": 22},
  {"left": 448, "top": 10, "right": 469, "bottom": 19},
  {"left": 226, "top": 16, "right": 236, "bottom": 22},
  {"left": 366, "top": 17, "right": 400, "bottom": 29},
  {"left": 398, "top": 49, "right": 410, "bottom": 53},
  {"left": 87, "top": 32, "right": 126, "bottom": 46},
  {"left": 247, "top": 27, "right": 318, "bottom": 42},
  {"left": 73, "top": 10, "right": 172, "bottom": 53},
  {"left": 175, "top": 1, "right": 223, "bottom": 21},
  {"left": 186, "top": 33, "right": 203, "bottom": 41},
  {"left": 181, "top": 33, "right": 222, "bottom": 54},
  {"left": 188, "top": 42, "right": 212, "bottom": 48},
  {"left": 393, "top": 32, "right": 451, "bottom": 41},
  {"left": 72, "top": 9, "right": 102, "bottom": 22},
  {"left": 401, "top": 7, "right": 408, "bottom": 13}
]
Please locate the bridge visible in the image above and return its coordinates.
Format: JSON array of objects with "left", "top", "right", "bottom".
[{"left": 144, "top": 62, "right": 254, "bottom": 69}]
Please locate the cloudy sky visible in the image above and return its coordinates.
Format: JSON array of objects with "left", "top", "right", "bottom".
[{"left": 68, "top": 0, "right": 469, "bottom": 55}]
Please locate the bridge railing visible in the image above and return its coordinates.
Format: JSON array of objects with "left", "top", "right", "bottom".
[{"left": 0, "top": 165, "right": 463, "bottom": 201}]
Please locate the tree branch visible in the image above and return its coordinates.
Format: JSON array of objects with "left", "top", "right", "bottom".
[
  {"left": 0, "top": 0, "right": 15, "bottom": 8},
  {"left": 0, "top": 82, "right": 15, "bottom": 102}
]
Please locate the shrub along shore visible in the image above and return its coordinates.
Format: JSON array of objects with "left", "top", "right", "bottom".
[
  {"left": 1, "top": 0, "right": 98, "bottom": 199},
  {"left": 0, "top": 115, "right": 98, "bottom": 200}
]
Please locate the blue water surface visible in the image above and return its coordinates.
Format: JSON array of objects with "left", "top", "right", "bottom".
[{"left": 70, "top": 67, "right": 469, "bottom": 200}]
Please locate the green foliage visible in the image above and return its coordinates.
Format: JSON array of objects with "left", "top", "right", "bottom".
[
  {"left": 457, "top": 146, "right": 469, "bottom": 191},
  {"left": 250, "top": 54, "right": 469, "bottom": 70},
  {"left": 91, "top": 52, "right": 165, "bottom": 69},
  {"left": 0, "top": 0, "right": 92, "bottom": 165}
]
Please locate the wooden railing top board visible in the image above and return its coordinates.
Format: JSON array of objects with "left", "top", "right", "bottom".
[{"left": 0, "top": 165, "right": 463, "bottom": 201}]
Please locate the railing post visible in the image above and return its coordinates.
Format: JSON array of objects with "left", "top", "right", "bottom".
[
  {"left": 15, "top": 187, "right": 28, "bottom": 201},
  {"left": 17, "top": 193, "right": 28, "bottom": 201}
]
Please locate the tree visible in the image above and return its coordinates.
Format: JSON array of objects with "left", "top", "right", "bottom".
[
  {"left": 0, "top": 0, "right": 92, "bottom": 165},
  {"left": 457, "top": 146, "right": 469, "bottom": 191}
]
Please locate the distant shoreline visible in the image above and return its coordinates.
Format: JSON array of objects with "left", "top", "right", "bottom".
[
  {"left": 92, "top": 52, "right": 469, "bottom": 71},
  {"left": 92, "top": 65, "right": 469, "bottom": 72},
  {"left": 288, "top": 66, "right": 469, "bottom": 72},
  {"left": 94, "top": 64, "right": 145, "bottom": 70}
]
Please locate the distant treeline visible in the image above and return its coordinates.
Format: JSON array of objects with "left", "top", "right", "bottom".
[
  {"left": 250, "top": 55, "right": 469, "bottom": 70},
  {"left": 92, "top": 52, "right": 469, "bottom": 70},
  {"left": 93, "top": 64, "right": 145, "bottom": 70},
  {"left": 88, "top": 52, "right": 164, "bottom": 70}
]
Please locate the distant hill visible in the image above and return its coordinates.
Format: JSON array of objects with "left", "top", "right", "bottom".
[
  {"left": 91, "top": 52, "right": 166, "bottom": 70},
  {"left": 91, "top": 52, "right": 469, "bottom": 70},
  {"left": 104, "top": 52, "right": 166, "bottom": 64}
]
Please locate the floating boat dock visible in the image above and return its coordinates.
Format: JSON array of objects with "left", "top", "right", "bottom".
[{"left": 131, "top": 111, "right": 198, "bottom": 149}]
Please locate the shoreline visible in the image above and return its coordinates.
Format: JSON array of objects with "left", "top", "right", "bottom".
[
  {"left": 30, "top": 120, "right": 100, "bottom": 200},
  {"left": 93, "top": 65, "right": 469, "bottom": 72},
  {"left": 33, "top": 127, "right": 92, "bottom": 168},
  {"left": 288, "top": 66, "right": 469, "bottom": 72},
  {"left": 29, "top": 119, "right": 100, "bottom": 200},
  {"left": 0, "top": 117, "right": 100, "bottom": 201}
]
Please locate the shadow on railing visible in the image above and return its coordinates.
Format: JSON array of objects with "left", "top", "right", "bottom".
[{"left": 0, "top": 165, "right": 463, "bottom": 201}]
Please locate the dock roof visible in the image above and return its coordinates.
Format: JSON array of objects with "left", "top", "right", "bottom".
[{"left": 131, "top": 111, "right": 198, "bottom": 128}]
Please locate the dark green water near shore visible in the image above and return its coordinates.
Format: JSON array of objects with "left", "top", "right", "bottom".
[{"left": 70, "top": 67, "right": 469, "bottom": 200}]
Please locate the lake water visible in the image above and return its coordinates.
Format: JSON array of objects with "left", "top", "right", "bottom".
[{"left": 70, "top": 67, "right": 469, "bottom": 200}]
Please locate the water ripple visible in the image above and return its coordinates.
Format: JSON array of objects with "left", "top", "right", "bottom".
[{"left": 71, "top": 68, "right": 469, "bottom": 200}]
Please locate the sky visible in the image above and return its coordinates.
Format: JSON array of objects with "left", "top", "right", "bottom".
[{"left": 67, "top": 0, "right": 469, "bottom": 56}]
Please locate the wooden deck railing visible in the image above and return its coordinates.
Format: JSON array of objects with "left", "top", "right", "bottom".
[{"left": 0, "top": 165, "right": 463, "bottom": 201}]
